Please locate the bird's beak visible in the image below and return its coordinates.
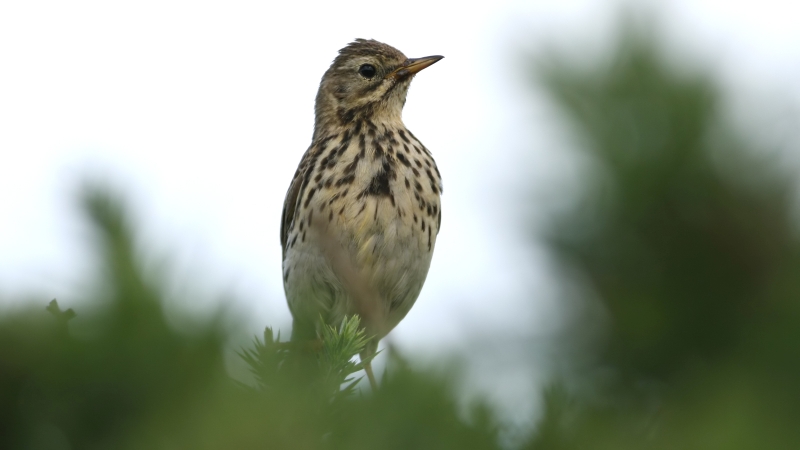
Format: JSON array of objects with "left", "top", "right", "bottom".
[{"left": 389, "top": 55, "right": 444, "bottom": 79}]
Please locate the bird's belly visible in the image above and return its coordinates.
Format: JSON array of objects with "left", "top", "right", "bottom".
[{"left": 283, "top": 194, "right": 435, "bottom": 336}]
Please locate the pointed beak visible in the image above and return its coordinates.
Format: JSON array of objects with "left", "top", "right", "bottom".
[{"left": 389, "top": 55, "right": 444, "bottom": 79}]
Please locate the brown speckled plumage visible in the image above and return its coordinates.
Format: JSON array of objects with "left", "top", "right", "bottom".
[{"left": 280, "top": 39, "right": 443, "bottom": 388}]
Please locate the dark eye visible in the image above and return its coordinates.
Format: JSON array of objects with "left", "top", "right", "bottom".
[{"left": 358, "top": 64, "right": 377, "bottom": 79}]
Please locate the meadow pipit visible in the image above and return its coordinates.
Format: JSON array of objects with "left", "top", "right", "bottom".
[{"left": 280, "top": 39, "right": 443, "bottom": 388}]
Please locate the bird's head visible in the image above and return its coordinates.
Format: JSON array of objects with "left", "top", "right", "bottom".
[{"left": 313, "top": 39, "right": 443, "bottom": 138}]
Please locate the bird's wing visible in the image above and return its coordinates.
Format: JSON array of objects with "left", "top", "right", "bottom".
[
  {"left": 280, "top": 179, "right": 300, "bottom": 258},
  {"left": 281, "top": 145, "right": 316, "bottom": 258}
]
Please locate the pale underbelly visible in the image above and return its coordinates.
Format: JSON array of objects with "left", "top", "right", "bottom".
[{"left": 283, "top": 195, "right": 435, "bottom": 337}]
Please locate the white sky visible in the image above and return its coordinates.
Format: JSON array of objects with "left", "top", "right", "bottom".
[{"left": 2, "top": 0, "right": 799, "bottom": 426}]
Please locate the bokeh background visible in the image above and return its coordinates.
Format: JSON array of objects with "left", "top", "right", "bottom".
[{"left": 2, "top": 0, "right": 800, "bottom": 447}]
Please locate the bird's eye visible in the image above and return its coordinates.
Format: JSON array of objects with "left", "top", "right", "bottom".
[{"left": 358, "top": 64, "right": 377, "bottom": 79}]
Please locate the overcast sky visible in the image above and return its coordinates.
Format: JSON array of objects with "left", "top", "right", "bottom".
[{"left": 2, "top": 0, "right": 799, "bottom": 424}]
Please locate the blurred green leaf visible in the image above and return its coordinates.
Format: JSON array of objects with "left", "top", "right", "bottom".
[{"left": 532, "top": 16, "right": 800, "bottom": 450}]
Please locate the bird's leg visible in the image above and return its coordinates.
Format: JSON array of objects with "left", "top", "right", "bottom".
[
  {"left": 360, "top": 336, "right": 380, "bottom": 390},
  {"left": 364, "top": 360, "right": 378, "bottom": 390}
]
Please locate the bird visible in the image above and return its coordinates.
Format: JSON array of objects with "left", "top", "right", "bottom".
[{"left": 280, "top": 39, "right": 444, "bottom": 388}]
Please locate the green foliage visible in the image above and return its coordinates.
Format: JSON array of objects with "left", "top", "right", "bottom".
[
  {"left": 239, "top": 326, "right": 288, "bottom": 393},
  {"left": 238, "top": 315, "right": 372, "bottom": 426},
  {"left": 318, "top": 315, "right": 375, "bottom": 399},
  {"left": 531, "top": 22, "right": 800, "bottom": 450}
]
